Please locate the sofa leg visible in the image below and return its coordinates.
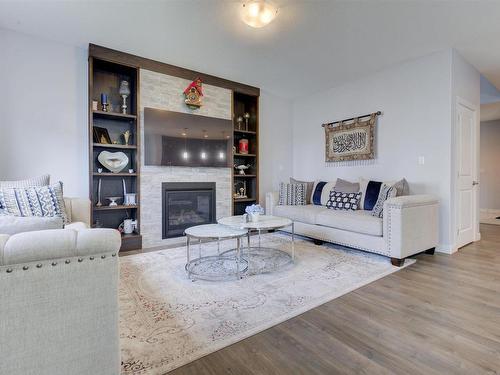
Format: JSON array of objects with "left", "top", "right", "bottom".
[
  {"left": 425, "top": 247, "right": 435, "bottom": 255},
  {"left": 313, "top": 239, "right": 324, "bottom": 246},
  {"left": 391, "top": 258, "right": 405, "bottom": 267}
]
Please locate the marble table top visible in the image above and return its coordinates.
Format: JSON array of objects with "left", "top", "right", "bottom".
[
  {"left": 218, "top": 215, "right": 292, "bottom": 230},
  {"left": 184, "top": 224, "right": 247, "bottom": 239}
]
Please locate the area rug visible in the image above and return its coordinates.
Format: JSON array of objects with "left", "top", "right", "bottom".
[{"left": 119, "top": 233, "right": 415, "bottom": 374}]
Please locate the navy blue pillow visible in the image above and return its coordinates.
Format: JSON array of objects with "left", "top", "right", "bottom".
[
  {"left": 364, "top": 180, "right": 382, "bottom": 211},
  {"left": 312, "top": 181, "right": 327, "bottom": 205}
]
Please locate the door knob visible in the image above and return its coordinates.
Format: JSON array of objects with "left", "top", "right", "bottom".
[{"left": 472, "top": 181, "right": 479, "bottom": 186}]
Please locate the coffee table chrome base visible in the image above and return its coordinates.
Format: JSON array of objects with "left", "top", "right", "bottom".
[
  {"left": 185, "top": 256, "right": 249, "bottom": 282},
  {"left": 221, "top": 246, "right": 293, "bottom": 275}
]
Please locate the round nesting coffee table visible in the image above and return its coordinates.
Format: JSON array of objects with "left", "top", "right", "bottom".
[
  {"left": 217, "top": 215, "right": 295, "bottom": 274},
  {"left": 184, "top": 224, "right": 248, "bottom": 281}
]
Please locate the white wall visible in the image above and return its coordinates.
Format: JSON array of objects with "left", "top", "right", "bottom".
[
  {"left": 291, "top": 50, "right": 454, "bottom": 251},
  {"left": 259, "top": 90, "right": 293, "bottom": 206},
  {"left": 480, "top": 120, "right": 500, "bottom": 209},
  {"left": 0, "top": 28, "right": 88, "bottom": 196},
  {"left": 0, "top": 28, "right": 289, "bottom": 206}
]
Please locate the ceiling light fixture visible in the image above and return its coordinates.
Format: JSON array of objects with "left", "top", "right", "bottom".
[{"left": 241, "top": 1, "right": 278, "bottom": 28}]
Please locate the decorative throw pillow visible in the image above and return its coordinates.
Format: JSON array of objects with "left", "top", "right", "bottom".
[
  {"left": 0, "top": 174, "right": 50, "bottom": 188},
  {"left": 359, "top": 179, "right": 383, "bottom": 210},
  {"left": 371, "top": 184, "right": 397, "bottom": 218},
  {"left": 326, "top": 191, "right": 362, "bottom": 211},
  {"left": 359, "top": 178, "right": 409, "bottom": 210},
  {"left": 0, "top": 182, "right": 69, "bottom": 224},
  {"left": 279, "top": 182, "right": 307, "bottom": 206},
  {"left": 290, "top": 178, "right": 314, "bottom": 204},
  {"left": 334, "top": 178, "right": 360, "bottom": 193},
  {"left": 311, "top": 180, "right": 337, "bottom": 206},
  {"left": 391, "top": 178, "right": 410, "bottom": 196}
]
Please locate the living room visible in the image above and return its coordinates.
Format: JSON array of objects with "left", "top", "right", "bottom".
[{"left": 1, "top": 1, "right": 498, "bottom": 375}]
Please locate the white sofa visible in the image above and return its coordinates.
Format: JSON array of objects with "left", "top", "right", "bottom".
[
  {"left": 0, "top": 197, "right": 122, "bottom": 375},
  {"left": 266, "top": 192, "right": 439, "bottom": 265}
]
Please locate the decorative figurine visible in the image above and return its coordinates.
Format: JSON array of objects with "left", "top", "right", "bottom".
[
  {"left": 96, "top": 178, "right": 102, "bottom": 207},
  {"left": 234, "top": 164, "right": 251, "bottom": 175},
  {"left": 236, "top": 116, "right": 244, "bottom": 130},
  {"left": 123, "top": 130, "right": 132, "bottom": 145},
  {"left": 101, "top": 93, "right": 109, "bottom": 112},
  {"left": 243, "top": 112, "right": 250, "bottom": 131},
  {"left": 234, "top": 181, "right": 247, "bottom": 199},
  {"left": 107, "top": 197, "right": 122, "bottom": 207},
  {"left": 119, "top": 80, "right": 130, "bottom": 114},
  {"left": 183, "top": 77, "right": 203, "bottom": 109}
]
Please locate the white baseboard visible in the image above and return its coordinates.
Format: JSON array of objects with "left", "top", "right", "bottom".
[{"left": 436, "top": 243, "right": 457, "bottom": 255}]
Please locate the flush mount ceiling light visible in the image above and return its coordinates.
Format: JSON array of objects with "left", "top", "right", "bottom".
[{"left": 241, "top": 1, "right": 278, "bottom": 28}]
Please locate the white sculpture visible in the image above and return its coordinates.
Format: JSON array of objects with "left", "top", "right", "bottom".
[{"left": 98, "top": 151, "right": 129, "bottom": 173}]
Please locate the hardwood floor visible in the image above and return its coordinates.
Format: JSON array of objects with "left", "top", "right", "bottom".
[{"left": 167, "top": 224, "right": 500, "bottom": 375}]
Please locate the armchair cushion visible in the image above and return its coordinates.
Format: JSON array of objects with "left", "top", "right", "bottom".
[
  {"left": 0, "top": 228, "right": 121, "bottom": 266},
  {"left": 0, "top": 216, "right": 63, "bottom": 235}
]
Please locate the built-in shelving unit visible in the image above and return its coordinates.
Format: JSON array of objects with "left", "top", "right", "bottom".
[
  {"left": 232, "top": 92, "right": 259, "bottom": 215},
  {"left": 88, "top": 53, "right": 142, "bottom": 251}
]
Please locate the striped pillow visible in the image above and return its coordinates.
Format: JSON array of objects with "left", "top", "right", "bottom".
[
  {"left": 279, "top": 182, "right": 306, "bottom": 206},
  {"left": 371, "top": 184, "right": 397, "bottom": 218},
  {"left": 0, "top": 182, "right": 68, "bottom": 224}
]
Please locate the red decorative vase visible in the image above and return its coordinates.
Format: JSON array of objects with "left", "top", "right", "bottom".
[{"left": 239, "top": 139, "right": 249, "bottom": 154}]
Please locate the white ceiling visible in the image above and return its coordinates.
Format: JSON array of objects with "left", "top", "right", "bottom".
[{"left": 2, "top": 0, "right": 500, "bottom": 99}]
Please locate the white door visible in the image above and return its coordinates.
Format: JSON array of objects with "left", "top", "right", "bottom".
[{"left": 456, "top": 100, "right": 477, "bottom": 249}]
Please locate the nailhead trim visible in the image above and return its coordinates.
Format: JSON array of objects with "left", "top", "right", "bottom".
[{"left": 2, "top": 253, "right": 116, "bottom": 273}]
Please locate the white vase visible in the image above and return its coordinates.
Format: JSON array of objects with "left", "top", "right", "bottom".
[{"left": 249, "top": 212, "right": 260, "bottom": 222}]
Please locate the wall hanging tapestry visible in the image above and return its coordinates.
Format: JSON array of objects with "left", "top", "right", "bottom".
[{"left": 323, "top": 111, "right": 380, "bottom": 163}]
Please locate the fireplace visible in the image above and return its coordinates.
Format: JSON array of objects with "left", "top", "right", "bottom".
[{"left": 162, "top": 182, "right": 216, "bottom": 239}]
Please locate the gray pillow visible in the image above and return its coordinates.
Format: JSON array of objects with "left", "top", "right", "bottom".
[
  {"left": 334, "top": 178, "right": 360, "bottom": 193},
  {"left": 290, "top": 178, "right": 314, "bottom": 204},
  {"left": 392, "top": 178, "right": 409, "bottom": 196}
]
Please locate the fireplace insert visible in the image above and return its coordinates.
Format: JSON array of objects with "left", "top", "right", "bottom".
[{"left": 162, "top": 182, "right": 216, "bottom": 239}]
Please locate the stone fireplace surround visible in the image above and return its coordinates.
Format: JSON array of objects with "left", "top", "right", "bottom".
[{"left": 140, "top": 69, "right": 232, "bottom": 248}]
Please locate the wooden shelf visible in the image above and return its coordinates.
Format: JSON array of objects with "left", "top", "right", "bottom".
[
  {"left": 93, "top": 173, "right": 137, "bottom": 177},
  {"left": 234, "top": 153, "right": 256, "bottom": 157},
  {"left": 234, "top": 129, "right": 256, "bottom": 135},
  {"left": 234, "top": 174, "right": 256, "bottom": 178},
  {"left": 233, "top": 198, "right": 257, "bottom": 202},
  {"left": 92, "top": 110, "right": 136, "bottom": 120},
  {"left": 93, "top": 205, "right": 138, "bottom": 211},
  {"left": 93, "top": 143, "right": 137, "bottom": 149}
]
